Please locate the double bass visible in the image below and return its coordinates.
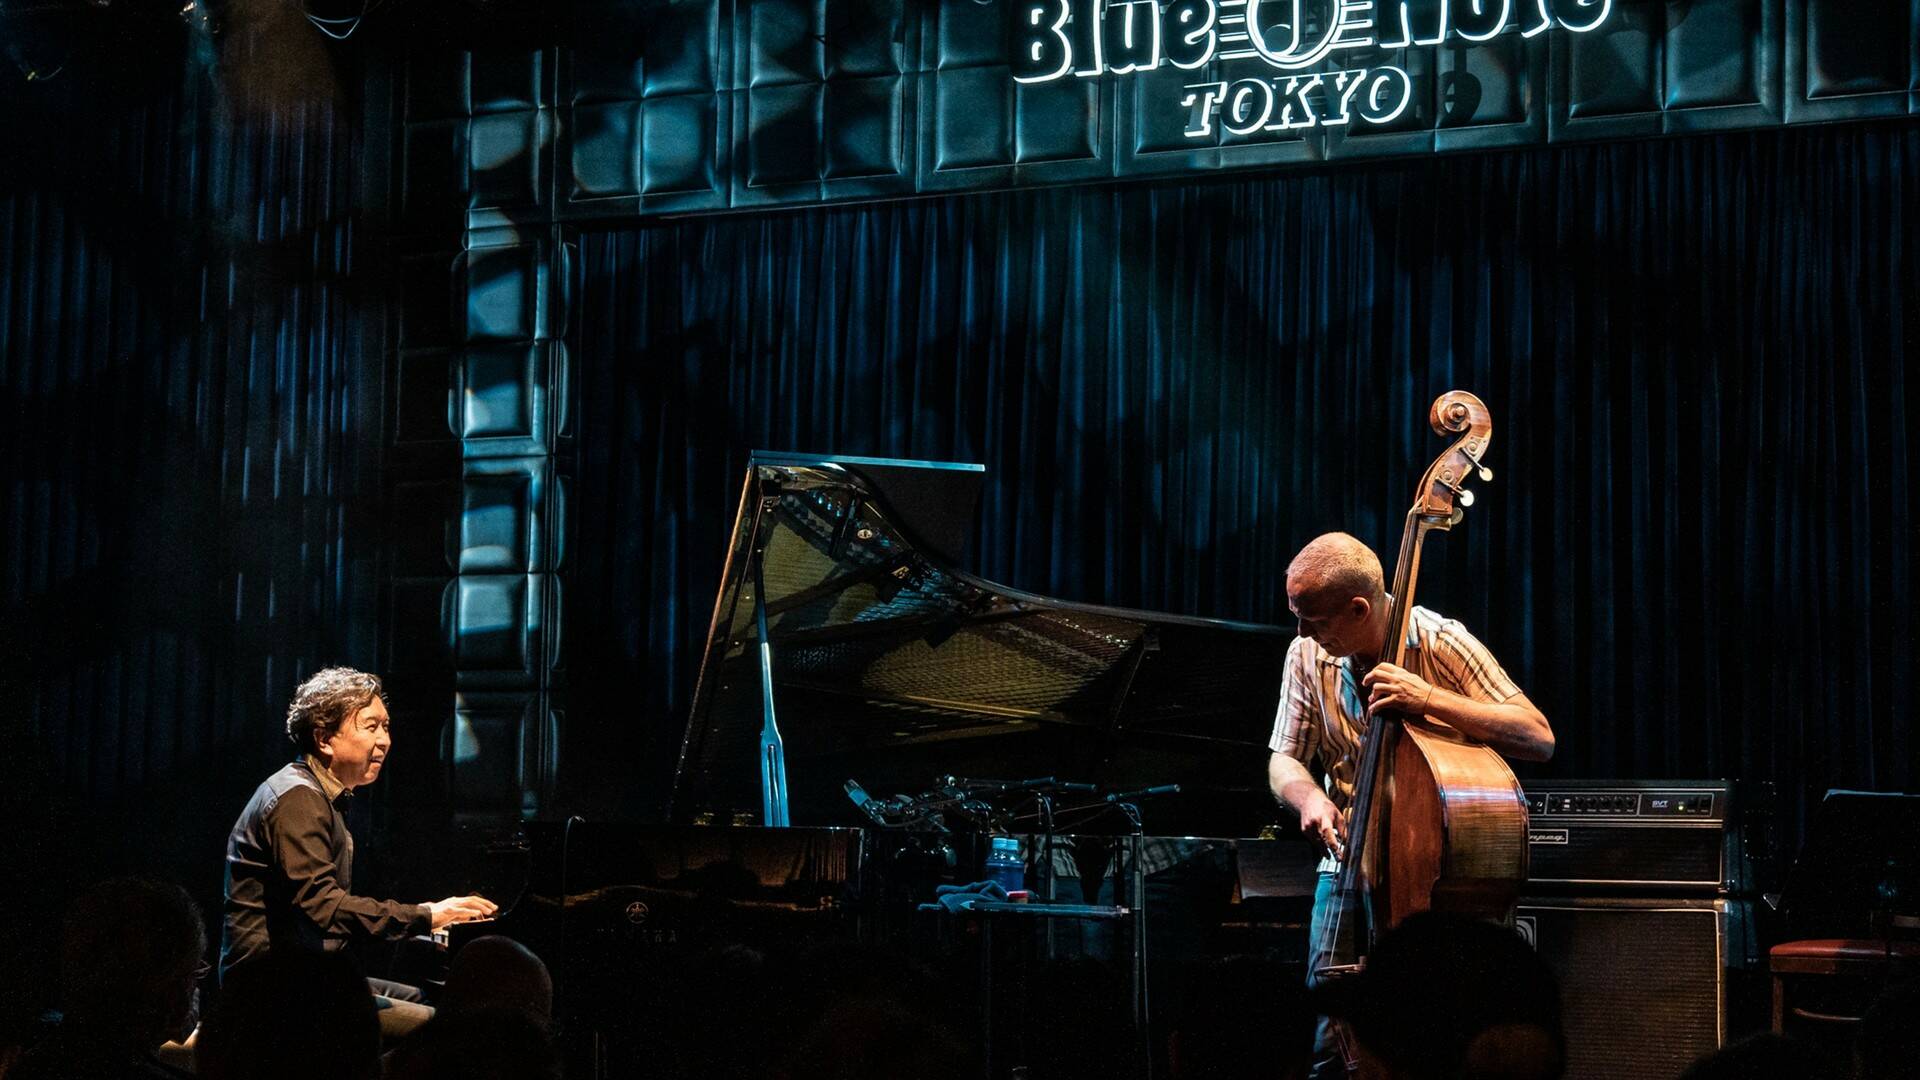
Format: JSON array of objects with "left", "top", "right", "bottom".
[{"left": 1315, "top": 391, "right": 1531, "bottom": 1000}]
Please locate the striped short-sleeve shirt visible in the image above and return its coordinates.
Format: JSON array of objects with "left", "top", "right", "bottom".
[{"left": 1268, "top": 604, "right": 1521, "bottom": 824}]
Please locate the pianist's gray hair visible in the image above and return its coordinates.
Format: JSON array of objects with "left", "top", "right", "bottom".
[
  {"left": 1288, "top": 532, "right": 1386, "bottom": 606},
  {"left": 286, "top": 666, "right": 388, "bottom": 754}
]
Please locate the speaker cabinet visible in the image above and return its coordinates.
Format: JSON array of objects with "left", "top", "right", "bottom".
[{"left": 1515, "top": 897, "right": 1742, "bottom": 1080}]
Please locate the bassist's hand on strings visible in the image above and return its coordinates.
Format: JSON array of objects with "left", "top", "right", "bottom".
[
  {"left": 1299, "top": 795, "right": 1348, "bottom": 861},
  {"left": 1362, "top": 663, "right": 1436, "bottom": 719}
]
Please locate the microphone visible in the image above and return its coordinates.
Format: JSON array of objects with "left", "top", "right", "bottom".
[
  {"left": 941, "top": 775, "right": 1029, "bottom": 792},
  {"left": 845, "top": 779, "right": 899, "bottom": 824},
  {"left": 1104, "top": 783, "right": 1181, "bottom": 803},
  {"left": 845, "top": 778, "right": 875, "bottom": 810}
]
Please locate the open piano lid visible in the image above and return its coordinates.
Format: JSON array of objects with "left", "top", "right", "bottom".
[{"left": 670, "top": 453, "right": 1292, "bottom": 835}]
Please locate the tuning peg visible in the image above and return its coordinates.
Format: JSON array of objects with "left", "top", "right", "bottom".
[
  {"left": 1478, "top": 466, "right": 1493, "bottom": 482},
  {"left": 1458, "top": 489, "right": 1475, "bottom": 507}
]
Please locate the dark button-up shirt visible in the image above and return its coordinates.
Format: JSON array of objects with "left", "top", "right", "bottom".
[{"left": 220, "top": 757, "right": 429, "bottom": 979}]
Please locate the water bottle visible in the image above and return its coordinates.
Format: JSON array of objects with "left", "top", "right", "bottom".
[{"left": 984, "top": 835, "right": 1025, "bottom": 894}]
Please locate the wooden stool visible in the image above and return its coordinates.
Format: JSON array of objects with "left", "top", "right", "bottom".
[{"left": 1769, "top": 937, "right": 1920, "bottom": 1031}]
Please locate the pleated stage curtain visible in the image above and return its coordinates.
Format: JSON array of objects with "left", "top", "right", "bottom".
[
  {"left": 0, "top": 21, "right": 382, "bottom": 912},
  {"left": 573, "top": 122, "right": 1918, "bottom": 836}
]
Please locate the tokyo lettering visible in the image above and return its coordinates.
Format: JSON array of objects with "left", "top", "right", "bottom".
[{"left": 1009, "top": 0, "right": 1616, "bottom": 140}]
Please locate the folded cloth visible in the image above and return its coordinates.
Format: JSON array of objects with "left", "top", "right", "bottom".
[{"left": 916, "top": 880, "right": 1010, "bottom": 913}]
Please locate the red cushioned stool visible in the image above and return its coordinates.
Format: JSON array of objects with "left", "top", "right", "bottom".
[{"left": 1769, "top": 930, "right": 1920, "bottom": 1031}]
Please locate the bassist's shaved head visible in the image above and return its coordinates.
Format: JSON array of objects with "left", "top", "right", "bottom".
[{"left": 1287, "top": 532, "right": 1386, "bottom": 607}]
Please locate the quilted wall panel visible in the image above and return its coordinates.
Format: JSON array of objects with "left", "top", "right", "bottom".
[
  {"left": 1788, "top": 0, "right": 1919, "bottom": 123},
  {"left": 390, "top": 28, "right": 572, "bottom": 813},
  {"left": 391, "top": 0, "right": 1920, "bottom": 216},
  {"left": 570, "top": 0, "right": 733, "bottom": 213},
  {"left": 447, "top": 0, "right": 1918, "bottom": 219}
]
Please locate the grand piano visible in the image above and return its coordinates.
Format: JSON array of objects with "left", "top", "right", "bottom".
[
  {"left": 676, "top": 452, "right": 1293, "bottom": 833},
  {"left": 459, "top": 454, "right": 1308, "bottom": 1073}
]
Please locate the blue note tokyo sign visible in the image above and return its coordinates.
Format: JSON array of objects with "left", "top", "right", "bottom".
[{"left": 1011, "top": 0, "right": 1616, "bottom": 140}]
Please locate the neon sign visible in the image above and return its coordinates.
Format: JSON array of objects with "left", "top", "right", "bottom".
[{"left": 1011, "top": 0, "right": 1616, "bottom": 140}]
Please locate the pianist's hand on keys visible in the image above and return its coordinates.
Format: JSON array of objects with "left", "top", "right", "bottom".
[
  {"left": 430, "top": 914, "right": 497, "bottom": 948},
  {"left": 429, "top": 894, "right": 498, "bottom": 931}
]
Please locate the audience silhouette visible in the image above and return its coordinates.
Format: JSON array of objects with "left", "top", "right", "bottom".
[
  {"left": 195, "top": 951, "right": 379, "bottom": 1080},
  {"left": 12, "top": 872, "right": 1913, "bottom": 1080},
  {"left": 385, "top": 1007, "right": 559, "bottom": 1080},
  {"left": 1167, "top": 953, "right": 1314, "bottom": 1080},
  {"left": 1852, "top": 977, "right": 1920, "bottom": 1080},
  {"left": 1315, "top": 911, "right": 1565, "bottom": 1080},
  {"left": 1678, "top": 1031, "right": 1831, "bottom": 1080},
  {"left": 12, "top": 878, "right": 205, "bottom": 1080},
  {"left": 438, "top": 935, "right": 553, "bottom": 1024}
]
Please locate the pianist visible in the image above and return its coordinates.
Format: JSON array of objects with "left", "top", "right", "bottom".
[{"left": 220, "top": 667, "right": 496, "bottom": 1036}]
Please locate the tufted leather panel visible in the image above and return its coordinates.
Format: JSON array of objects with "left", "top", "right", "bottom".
[{"left": 385, "top": 0, "right": 1920, "bottom": 220}]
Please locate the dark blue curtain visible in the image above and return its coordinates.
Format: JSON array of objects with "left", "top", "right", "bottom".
[
  {"left": 572, "top": 122, "right": 1918, "bottom": 838},
  {"left": 0, "top": 9, "right": 383, "bottom": 978}
]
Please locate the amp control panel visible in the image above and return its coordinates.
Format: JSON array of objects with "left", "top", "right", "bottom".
[
  {"left": 1518, "top": 780, "right": 1745, "bottom": 894},
  {"left": 1526, "top": 788, "right": 1720, "bottom": 820}
]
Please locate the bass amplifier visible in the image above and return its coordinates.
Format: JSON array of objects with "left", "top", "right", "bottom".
[
  {"left": 1520, "top": 779, "right": 1749, "bottom": 895},
  {"left": 1515, "top": 897, "right": 1736, "bottom": 1080}
]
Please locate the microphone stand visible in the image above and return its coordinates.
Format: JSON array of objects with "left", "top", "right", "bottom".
[
  {"left": 963, "top": 780, "right": 1178, "bottom": 1080},
  {"left": 1036, "top": 790, "right": 1058, "bottom": 957},
  {"left": 1111, "top": 798, "right": 1150, "bottom": 1080},
  {"left": 1034, "top": 790, "right": 1057, "bottom": 900},
  {"left": 1008, "top": 785, "right": 1173, "bottom": 1080}
]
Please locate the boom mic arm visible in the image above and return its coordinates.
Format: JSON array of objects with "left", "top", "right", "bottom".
[
  {"left": 941, "top": 775, "right": 1098, "bottom": 795},
  {"left": 1104, "top": 783, "right": 1181, "bottom": 804}
]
